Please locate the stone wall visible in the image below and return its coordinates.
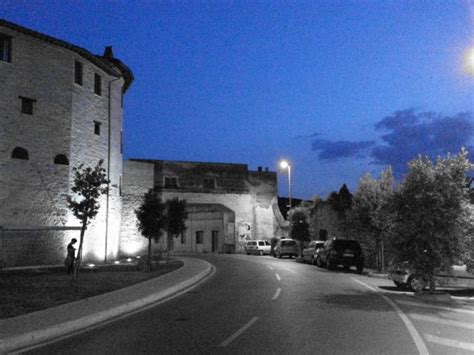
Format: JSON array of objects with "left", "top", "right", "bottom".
[
  {"left": 119, "top": 159, "right": 287, "bottom": 257},
  {"left": 0, "top": 22, "right": 129, "bottom": 266}
]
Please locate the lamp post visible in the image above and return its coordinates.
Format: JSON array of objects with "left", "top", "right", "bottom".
[{"left": 279, "top": 160, "right": 292, "bottom": 208}]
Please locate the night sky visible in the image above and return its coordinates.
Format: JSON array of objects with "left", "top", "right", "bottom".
[{"left": 2, "top": 1, "right": 473, "bottom": 199}]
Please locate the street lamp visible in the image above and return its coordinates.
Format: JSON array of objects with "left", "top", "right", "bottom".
[{"left": 279, "top": 160, "right": 292, "bottom": 208}]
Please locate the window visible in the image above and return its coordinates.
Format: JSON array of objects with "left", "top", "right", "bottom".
[
  {"left": 94, "top": 121, "right": 101, "bottom": 135},
  {"left": 164, "top": 177, "right": 178, "bottom": 188},
  {"left": 94, "top": 73, "right": 102, "bottom": 96},
  {"left": 203, "top": 177, "right": 215, "bottom": 189},
  {"left": 11, "top": 147, "right": 29, "bottom": 160},
  {"left": 0, "top": 34, "right": 11, "bottom": 63},
  {"left": 196, "top": 231, "right": 204, "bottom": 244},
  {"left": 19, "top": 96, "right": 36, "bottom": 115},
  {"left": 74, "top": 61, "right": 83, "bottom": 85},
  {"left": 54, "top": 154, "right": 69, "bottom": 165}
]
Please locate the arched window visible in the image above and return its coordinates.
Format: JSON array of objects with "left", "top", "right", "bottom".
[
  {"left": 54, "top": 154, "right": 69, "bottom": 165},
  {"left": 11, "top": 147, "right": 29, "bottom": 160}
]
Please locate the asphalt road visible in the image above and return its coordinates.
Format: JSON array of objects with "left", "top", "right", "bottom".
[{"left": 27, "top": 254, "right": 474, "bottom": 354}]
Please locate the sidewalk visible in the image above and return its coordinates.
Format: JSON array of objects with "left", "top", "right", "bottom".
[{"left": 0, "top": 257, "right": 213, "bottom": 354}]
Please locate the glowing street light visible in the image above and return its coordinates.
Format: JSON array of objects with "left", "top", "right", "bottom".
[
  {"left": 279, "top": 160, "right": 292, "bottom": 208},
  {"left": 464, "top": 47, "right": 474, "bottom": 74}
]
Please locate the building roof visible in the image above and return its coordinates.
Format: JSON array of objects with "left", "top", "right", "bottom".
[{"left": 0, "top": 19, "right": 134, "bottom": 92}]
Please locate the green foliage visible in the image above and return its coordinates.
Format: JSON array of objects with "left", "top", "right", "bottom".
[
  {"left": 67, "top": 160, "right": 109, "bottom": 277},
  {"left": 348, "top": 167, "right": 394, "bottom": 270},
  {"left": 135, "top": 189, "right": 167, "bottom": 271},
  {"left": 388, "top": 149, "right": 473, "bottom": 291},
  {"left": 165, "top": 198, "right": 188, "bottom": 263},
  {"left": 289, "top": 208, "right": 310, "bottom": 256},
  {"left": 327, "top": 184, "right": 353, "bottom": 234},
  {"left": 67, "top": 160, "right": 108, "bottom": 224},
  {"left": 135, "top": 190, "right": 166, "bottom": 241}
]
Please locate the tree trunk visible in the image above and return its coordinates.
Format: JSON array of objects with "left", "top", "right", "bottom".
[
  {"left": 74, "top": 217, "right": 87, "bottom": 278},
  {"left": 429, "top": 276, "right": 436, "bottom": 293},
  {"left": 147, "top": 236, "right": 152, "bottom": 272},
  {"left": 166, "top": 235, "right": 171, "bottom": 264}
]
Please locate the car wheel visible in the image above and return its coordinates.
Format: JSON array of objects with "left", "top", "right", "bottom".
[
  {"left": 277, "top": 252, "right": 282, "bottom": 259},
  {"left": 259, "top": 250, "right": 263, "bottom": 256},
  {"left": 311, "top": 256, "right": 316, "bottom": 265},
  {"left": 407, "top": 275, "right": 426, "bottom": 292},
  {"left": 316, "top": 256, "right": 323, "bottom": 267},
  {"left": 327, "top": 259, "right": 335, "bottom": 270},
  {"left": 356, "top": 263, "right": 363, "bottom": 274},
  {"left": 246, "top": 253, "right": 250, "bottom": 255},
  {"left": 393, "top": 281, "right": 405, "bottom": 289}
]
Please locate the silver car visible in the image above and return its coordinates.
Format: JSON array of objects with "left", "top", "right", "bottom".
[{"left": 302, "top": 240, "right": 325, "bottom": 265}]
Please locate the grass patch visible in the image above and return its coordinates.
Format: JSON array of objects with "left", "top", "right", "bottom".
[{"left": 0, "top": 260, "right": 183, "bottom": 319}]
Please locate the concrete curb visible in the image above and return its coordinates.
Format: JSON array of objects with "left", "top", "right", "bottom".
[{"left": 0, "top": 257, "right": 213, "bottom": 354}]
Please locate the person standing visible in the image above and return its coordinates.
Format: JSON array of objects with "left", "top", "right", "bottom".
[{"left": 66, "top": 238, "right": 77, "bottom": 275}]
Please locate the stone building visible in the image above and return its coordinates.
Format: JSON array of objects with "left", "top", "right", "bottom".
[
  {"left": 0, "top": 19, "right": 133, "bottom": 266},
  {"left": 120, "top": 160, "right": 287, "bottom": 256}
]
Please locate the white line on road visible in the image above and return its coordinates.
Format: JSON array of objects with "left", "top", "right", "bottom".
[
  {"left": 279, "top": 267, "right": 298, "bottom": 274},
  {"left": 396, "top": 299, "right": 474, "bottom": 315},
  {"left": 266, "top": 266, "right": 274, "bottom": 270},
  {"left": 219, "top": 317, "right": 259, "bottom": 347},
  {"left": 425, "top": 334, "right": 474, "bottom": 352},
  {"left": 272, "top": 288, "right": 281, "bottom": 301},
  {"left": 275, "top": 273, "right": 281, "bottom": 281},
  {"left": 351, "top": 277, "right": 429, "bottom": 355},
  {"left": 410, "top": 313, "right": 474, "bottom": 330}
]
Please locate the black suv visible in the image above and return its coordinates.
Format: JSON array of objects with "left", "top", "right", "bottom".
[{"left": 315, "top": 238, "right": 364, "bottom": 273}]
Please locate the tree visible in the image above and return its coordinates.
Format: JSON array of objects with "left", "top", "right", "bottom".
[
  {"left": 165, "top": 198, "right": 188, "bottom": 263},
  {"left": 348, "top": 168, "right": 395, "bottom": 271},
  {"left": 135, "top": 189, "right": 166, "bottom": 271},
  {"left": 288, "top": 207, "right": 311, "bottom": 256},
  {"left": 67, "top": 160, "right": 109, "bottom": 277},
  {"left": 388, "top": 149, "right": 473, "bottom": 292},
  {"left": 327, "top": 183, "right": 353, "bottom": 234}
]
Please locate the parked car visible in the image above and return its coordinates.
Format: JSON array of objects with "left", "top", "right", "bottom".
[
  {"left": 302, "top": 240, "right": 325, "bottom": 265},
  {"left": 388, "top": 261, "right": 474, "bottom": 291},
  {"left": 315, "top": 238, "right": 364, "bottom": 273},
  {"left": 274, "top": 238, "right": 298, "bottom": 258},
  {"left": 245, "top": 240, "right": 271, "bottom": 255}
]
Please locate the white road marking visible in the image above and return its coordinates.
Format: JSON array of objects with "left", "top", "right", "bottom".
[
  {"left": 410, "top": 313, "right": 474, "bottom": 330},
  {"left": 351, "top": 277, "right": 429, "bottom": 355},
  {"left": 279, "top": 267, "right": 298, "bottom": 274},
  {"left": 396, "top": 299, "right": 474, "bottom": 315},
  {"left": 272, "top": 288, "right": 281, "bottom": 301},
  {"left": 275, "top": 273, "right": 281, "bottom": 281},
  {"left": 219, "top": 317, "right": 259, "bottom": 347},
  {"left": 266, "top": 266, "right": 274, "bottom": 270},
  {"left": 425, "top": 334, "right": 474, "bottom": 351}
]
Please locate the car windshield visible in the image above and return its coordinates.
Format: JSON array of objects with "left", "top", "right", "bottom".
[{"left": 334, "top": 240, "right": 361, "bottom": 251}]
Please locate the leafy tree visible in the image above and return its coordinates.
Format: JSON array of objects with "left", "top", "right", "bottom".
[
  {"left": 288, "top": 207, "right": 311, "bottom": 256},
  {"left": 135, "top": 189, "right": 166, "bottom": 271},
  {"left": 165, "top": 198, "right": 188, "bottom": 263},
  {"left": 67, "top": 160, "right": 109, "bottom": 277},
  {"left": 327, "top": 183, "right": 353, "bottom": 234},
  {"left": 389, "top": 149, "right": 473, "bottom": 292},
  {"left": 348, "top": 168, "right": 395, "bottom": 271}
]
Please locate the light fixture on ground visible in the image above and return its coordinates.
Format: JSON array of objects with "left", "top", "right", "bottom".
[{"left": 279, "top": 160, "right": 292, "bottom": 208}]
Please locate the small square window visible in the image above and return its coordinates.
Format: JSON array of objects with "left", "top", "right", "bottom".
[
  {"left": 19, "top": 96, "right": 36, "bottom": 115},
  {"left": 0, "top": 35, "right": 12, "bottom": 63},
  {"left": 203, "top": 177, "right": 215, "bottom": 189},
  {"left": 75, "top": 61, "right": 83, "bottom": 85},
  {"left": 164, "top": 177, "right": 178, "bottom": 188},
  {"left": 196, "top": 231, "right": 204, "bottom": 244},
  {"left": 94, "top": 121, "right": 101, "bottom": 135},
  {"left": 94, "top": 74, "right": 102, "bottom": 96}
]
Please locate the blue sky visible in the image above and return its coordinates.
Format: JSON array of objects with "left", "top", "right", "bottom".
[{"left": 2, "top": 0, "right": 473, "bottom": 199}]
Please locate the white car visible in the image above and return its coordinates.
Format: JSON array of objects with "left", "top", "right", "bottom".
[
  {"left": 389, "top": 262, "right": 474, "bottom": 291},
  {"left": 245, "top": 240, "right": 271, "bottom": 255},
  {"left": 302, "top": 240, "right": 325, "bottom": 265}
]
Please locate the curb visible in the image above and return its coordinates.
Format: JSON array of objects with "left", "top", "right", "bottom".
[{"left": 0, "top": 257, "right": 213, "bottom": 354}]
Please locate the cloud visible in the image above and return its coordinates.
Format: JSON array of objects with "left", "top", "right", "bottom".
[
  {"left": 371, "top": 109, "right": 474, "bottom": 177},
  {"left": 312, "top": 139, "right": 375, "bottom": 160}
]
